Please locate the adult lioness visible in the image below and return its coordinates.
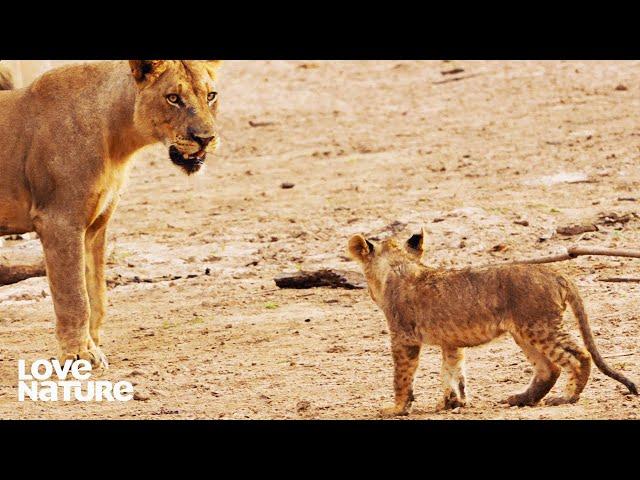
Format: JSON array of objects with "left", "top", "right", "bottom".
[{"left": 0, "top": 60, "right": 221, "bottom": 367}]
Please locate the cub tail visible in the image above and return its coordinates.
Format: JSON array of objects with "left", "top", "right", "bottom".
[{"left": 566, "top": 280, "right": 638, "bottom": 395}]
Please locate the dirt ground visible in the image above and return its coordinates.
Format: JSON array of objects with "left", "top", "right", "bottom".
[{"left": 1, "top": 60, "right": 639, "bottom": 419}]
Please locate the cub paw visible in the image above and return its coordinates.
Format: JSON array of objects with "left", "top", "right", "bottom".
[
  {"left": 379, "top": 405, "right": 410, "bottom": 418},
  {"left": 544, "top": 396, "right": 578, "bottom": 406},
  {"left": 437, "top": 391, "right": 467, "bottom": 411},
  {"left": 502, "top": 393, "right": 538, "bottom": 407}
]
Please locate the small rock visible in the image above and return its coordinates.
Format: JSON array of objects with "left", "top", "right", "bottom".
[
  {"left": 615, "top": 84, "right": 628, "bottom": 91},
  {"left": 513, "top": 220, "right": 529, "bottom": 227},
  {"left": 557, "top": 224, "right": 598, "bottom": 236},
  {"left": 280, "top": 182, "right": 295, "bottom": 189},
  {"left": 133, "top": 392, "right": 150, "bottom": 402},
  {"left": 296, "top": 400, "right": 311, "bottom": 412},
  {"left": 490, "top": 243, "right": 509, "bottom": 253}
]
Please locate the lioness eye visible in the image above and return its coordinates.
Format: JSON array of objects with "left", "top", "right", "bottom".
[
  {"left": 166, "top": 94, "right": 181, "bottom": 105},
  {"left": 207, "top": 91, "right": 218, "bottom": 103}
]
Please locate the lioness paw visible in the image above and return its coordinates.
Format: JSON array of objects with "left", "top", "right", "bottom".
[{"left": 58, "top": 346, "right": 108, "bottom": 371}]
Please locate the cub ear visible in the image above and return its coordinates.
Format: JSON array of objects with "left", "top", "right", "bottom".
[
  {"left": 129, "top": 60, "right": 167, "bottom": 84},
  {"left": 348, "top": 234, "right": 374, "bottom": 262},
  {"left": 406, "top": 227, "right": 427, "bottom": 255}
]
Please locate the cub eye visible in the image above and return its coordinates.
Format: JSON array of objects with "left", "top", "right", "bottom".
[
  {"left": 166, "top": 94, "right": 181, "bottom": 106},
  {"left": 207, "top": 91, "right": 218, "bottom": 103}
]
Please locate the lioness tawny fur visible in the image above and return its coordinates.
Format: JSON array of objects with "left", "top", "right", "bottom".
[
  {"left": 349, "top": 229, "right": 637, "bottom": 416},
  {"left": 0, "top": 61, "right": 221, "bottom": 367}
]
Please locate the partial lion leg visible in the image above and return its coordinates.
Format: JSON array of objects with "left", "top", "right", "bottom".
[
  {"left": 380, "top": 342, "right": 421, "bottom": 417},
  {"left": 37, "top": 220, "right": 105, "bottom": 368},
  {"left": 437, "top": 347, "right": 467, "bottom": 411},
  {"left": 505, "top": 334, "right": 561, "bottom": 407},
  {"left": 542, "top": 333, "right": 591, "bottom": 406}
]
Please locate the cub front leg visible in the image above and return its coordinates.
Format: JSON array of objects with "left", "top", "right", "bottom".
[
  {"left": 37, "top": 220, "right": 106, "bottom": 368},
  {"left": 380, "top": 342, "right": 421, "bottom": 418},
  {"left": 437, "top": 346, "right": 467, "bottom": 411}
]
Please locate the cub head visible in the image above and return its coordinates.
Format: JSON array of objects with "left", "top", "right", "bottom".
[
  {"left": 129, "top": 60, "right": 222, "bottom": 175},
  {"left": 348, "top": 228, "right": 426, "bottom": 302},
  {"left": 348, "top": 227, "right": 427, "bottom": 267}
]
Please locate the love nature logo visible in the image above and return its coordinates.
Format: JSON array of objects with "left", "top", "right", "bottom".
[{"left": 18, "top": 359, "right": 134, "bottom": 402}]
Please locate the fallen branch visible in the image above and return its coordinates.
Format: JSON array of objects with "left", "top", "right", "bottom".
[
  {"left": 598, "top": 277, "right": 640, "bottom": 283},
  {"left": 514, "top": 246, "right": 640, "bottom": 265},
  {"left": 0, "top": 262, "right": 46, "bottom": 286},
  {"left": 275, "top": 269, "right": 365, "bottom": 290}
]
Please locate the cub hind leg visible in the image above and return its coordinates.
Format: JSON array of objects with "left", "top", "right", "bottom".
[
  {"left": 542, "top": 332, "right": 591, "bottom": 406},
  {"left": 505, "top": 334, "right": 560, "bottom": 407},
  {"left": 437, "top": 346, "right": 467, "bottom": 411}
]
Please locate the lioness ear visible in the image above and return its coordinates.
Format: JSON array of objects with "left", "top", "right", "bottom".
[
  {"left": 129, "top": 60, "right": 167, "bottom": 83},
  {"left": 203, "top": 60, "right": 222, "bottom": 78},
  {"left": 348, "top": 234, "right": 373, "bottom": 262},
  {"left": 406, "top": 227, "right": 427, "bottom": 255}
]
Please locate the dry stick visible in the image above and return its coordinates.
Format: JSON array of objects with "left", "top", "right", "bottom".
[
  {"left": 502, "top": 246, "right": 640, "bottom": 283},
  {"left": 599, "top": 277, "right": 640, "bottom": 283}
]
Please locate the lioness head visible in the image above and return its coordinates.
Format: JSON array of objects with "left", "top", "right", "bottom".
[
  {"left": 129, "top": 60, "right": 222, "bottom": 175},
  {"left": 348, "top": 228, "right": 427, "bottom": 301}
]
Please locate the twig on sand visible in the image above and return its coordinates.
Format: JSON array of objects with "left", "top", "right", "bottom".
[
  {"left": 602, "top": 351, "right": 637, "bottom": 359},
  {"left": 432, "top": 73, "right": 482, "bottom": 85}
]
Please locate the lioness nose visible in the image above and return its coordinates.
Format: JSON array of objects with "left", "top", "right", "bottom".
[{"left": 190, "top": 133, "right": 215, "bottom": 148}]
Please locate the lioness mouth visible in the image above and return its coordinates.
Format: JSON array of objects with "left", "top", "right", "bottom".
[{"left": 169, "top": 145, "right": 207, "bottom": 175}]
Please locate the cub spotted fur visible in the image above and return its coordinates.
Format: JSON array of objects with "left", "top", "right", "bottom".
[{"left": 349, "top": 229, "right": 637, "bottom": 416}]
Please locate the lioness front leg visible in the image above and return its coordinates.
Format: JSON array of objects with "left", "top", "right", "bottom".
[
  {"left": 38, "top": 220, "right": 106, "bottom": 368},
  {"left": 380, "top": 343, "right": 421, "bottom": 418},
  {"left": 85, "top": 205, "right": 115, "bottom": 351},
  {"left": 436, "top": 346, "right": 467, "bottom": 411},
  {"left": 85, "top": 222, "right": 109, "bottom": 369}
]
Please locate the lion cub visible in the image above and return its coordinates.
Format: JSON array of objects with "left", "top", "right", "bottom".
[{"left": 349, "top": 229, "right": 637, "bottom": 416}]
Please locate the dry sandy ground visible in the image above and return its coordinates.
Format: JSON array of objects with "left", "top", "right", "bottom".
[{"left": 0, "top": 60, "right": 639, "bottom": 420}]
